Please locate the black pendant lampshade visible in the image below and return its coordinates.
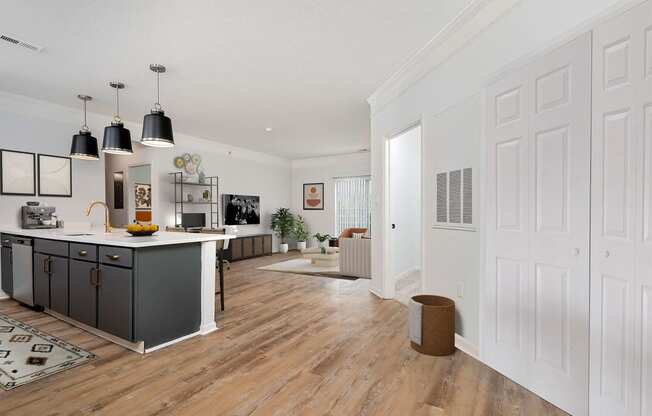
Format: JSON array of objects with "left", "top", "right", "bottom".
[
  {"left": 102, "top": 121, "right": 133, "bottom": 154},
  {"left": 70, "top": 95, "right": 100, "bottom": 160},
  {"left": 141, "top": 64, "right": 174, "bottom": 147},
  {"left": 102, "top": 81, "right": 133, "bottom": 155}
]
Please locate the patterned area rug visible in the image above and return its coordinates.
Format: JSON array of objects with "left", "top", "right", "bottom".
[
  {"left": 0, "top": 313, "right": 96, "bottom": 390},
  {"left": 258, "top": 259, "right": 359, "bottom": 280}
]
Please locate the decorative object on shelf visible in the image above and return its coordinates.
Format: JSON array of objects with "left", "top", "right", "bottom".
[
  {"left": 172, "top": 152, "right": 203, "bottom": 179},
  {"left": 186, "top": 193, "right": 194, "bottom": 202},
  {"left": 102, "top": 82, "right": 133, "bottom": 155},
  {"left": 202, "top": 189, "right": 210, "bottom": 201},
  {"left": 134, "top": 183, "right": 152, "bottom": 209},
  {"left": 271, "top": 208, "right": 295, "bottom": 253},
  {"left": 293, "top": 215, "right": 310, "bottom": 251},
  {"left": 126, "top": 222, "right": 159, "bottom": 236},
  {"left": 223, "top": 194, "right": 261, "bottom": 225},
  {"left": 224, "top": 225, "right": 238, "bottom": 235},
  {"left": 303, "top": 182, "right": 324, "bottom": 210},
  {"left": 70, "top": 94, "right": 99, "bottom": 160},
  {"left": 113, "top": 171, "right": 124, "bottom": 209},
  {"left": 313, "top": 233, "right": 332, "bottom": 252},
  {"left": 141, "top": 64, "right": 174, "bottom": 148},
  {"left": 0, "top": 149, "right": 36, "bottom": 196},
  {"left": 37, "top": 154, "right": 72, "bottom": 197}
]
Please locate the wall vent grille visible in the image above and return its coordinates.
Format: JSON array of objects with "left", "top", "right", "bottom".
[
  {"left": 0, "top": 33, "right": 43, "bottom": 52},
  {"left": 435, "top": 167, "right": 473, "bottom": 229}
]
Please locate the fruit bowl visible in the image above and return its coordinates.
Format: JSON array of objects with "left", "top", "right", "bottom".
[{"left": 126, "top": 230, "right": 158, "bottom": 237}]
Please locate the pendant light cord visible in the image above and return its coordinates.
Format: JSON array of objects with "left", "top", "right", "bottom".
[
  {"left": 115, "top": 86, "right": 121, "bottom": 123},
  {"left": 82, "top": 99, "right": 88, "bottom": 131},
  {"left": 154, "top": 70, "right": 162, "bottom": 111}
]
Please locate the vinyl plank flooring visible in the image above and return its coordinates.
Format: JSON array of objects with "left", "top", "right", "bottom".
[{"left": 0, "top": 252, "right": 567, "bottom": 416}]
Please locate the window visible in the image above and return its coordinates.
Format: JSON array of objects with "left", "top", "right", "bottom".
[{"left": 334, "top": 176, "right": 372, "bottom": 236}]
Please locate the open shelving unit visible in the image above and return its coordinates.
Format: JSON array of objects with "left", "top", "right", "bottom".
[{"left": 169, "top": 172, "right": 219, "bottom": 228}]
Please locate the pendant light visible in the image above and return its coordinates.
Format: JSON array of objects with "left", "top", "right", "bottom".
[
  {"left": 70, "top": 95, "right": 99, "bottom": 160},
  {"left": 141, "top": 64, "right": 174, "bottom": 147},
  {"left": 102, "top": 82, "right": 133, "bottom": 155}
]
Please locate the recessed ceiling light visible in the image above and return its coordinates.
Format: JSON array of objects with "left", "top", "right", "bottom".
[{"left": 265, "top": 127, "right": 273, "bottom": 132}]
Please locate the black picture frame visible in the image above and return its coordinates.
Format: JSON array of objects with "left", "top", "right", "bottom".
[
  {"left": 303, "top": 182, "right": 324, "bottom": 210},
  {"left": 37, "top": 154, "right": 72, "bottom": 197},
  {"left": 0, "top": 149, "right": 36, "bottom": 196}
]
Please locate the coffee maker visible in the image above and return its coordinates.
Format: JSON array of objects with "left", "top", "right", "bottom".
[{"left": 21, "top": 202, "right": 58, "bottom": 229}]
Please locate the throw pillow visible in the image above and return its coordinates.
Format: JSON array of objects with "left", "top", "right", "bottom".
[{"left": 352, "top": 232, "right": 365, "bottom": 239}]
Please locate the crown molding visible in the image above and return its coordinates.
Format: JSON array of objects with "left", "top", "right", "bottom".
[{"left": 367, "top": 0, "right": 522, "bottom": 116}]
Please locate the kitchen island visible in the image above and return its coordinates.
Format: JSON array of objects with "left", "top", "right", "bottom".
[{"left": 0, "top": 227, "right": 234, "bottom": 353}]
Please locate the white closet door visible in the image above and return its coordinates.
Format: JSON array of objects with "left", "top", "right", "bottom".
[
  {"left": 528, "top": 33, "right": 591, "bottom": 415},
  {"left": 485, "top": 68, "right": 531, "bottom": 386},
  {"left": 484, "top": 33, "right": 591, "bottom": 416},
  {"left": 591, "top": 2, "right": 652, "bottom": 415}
]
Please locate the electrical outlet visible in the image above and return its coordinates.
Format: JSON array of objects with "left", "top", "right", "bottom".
[{"left": 457, "top": 282, "right": 464, "bottom": 298}]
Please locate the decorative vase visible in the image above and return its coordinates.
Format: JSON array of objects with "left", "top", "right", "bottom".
[
  {"left": 297, "top": 241, "right": 306, "bottom": 252},
  {"left": 280, "top": 243, "right": 289, "bottom": 253},
  {"left": 320, "top": 246, "right": 327, "bottom": 254},
  {"left": 319, "top": 240, "right": 329, "bottom": 249}
]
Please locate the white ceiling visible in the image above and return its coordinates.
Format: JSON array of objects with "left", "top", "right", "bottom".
[{"left": 0, "top": 0, "right": 471, "bottom": 159}]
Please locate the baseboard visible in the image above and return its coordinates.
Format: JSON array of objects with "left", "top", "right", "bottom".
[
  {"left": 455, "top": 333, "right": 479, "bottom": 359},
  {"left": 369, "top": 287, "right": 391, "bottom": 299},
  {"left": 393, "top": 267, "right": 420, "bottom": 282}
]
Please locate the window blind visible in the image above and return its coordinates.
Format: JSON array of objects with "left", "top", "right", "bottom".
[{"left": 334, "top": 176, "right": 372, "bottom": 236}]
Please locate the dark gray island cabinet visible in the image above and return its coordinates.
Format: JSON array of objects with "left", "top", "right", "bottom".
[{"left": 0, "top": 229, "right": 233, "bottom": 353}]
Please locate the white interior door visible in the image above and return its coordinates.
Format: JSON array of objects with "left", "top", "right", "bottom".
[
  {"left": 591, "top": 2, "right": 652, "bottom": 414},
  {"left": 484, "top": 33, "right": 591, "bottom": 416}
]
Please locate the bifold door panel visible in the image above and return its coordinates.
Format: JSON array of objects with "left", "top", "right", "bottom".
[
  {"left": 591, "top": 1, "right": 652, "bottom": 415},
  {"left": 484, "top": 32, "right": 591, "bottom": 416}
]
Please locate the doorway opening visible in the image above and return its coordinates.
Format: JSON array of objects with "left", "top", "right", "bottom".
[{"left": 387, "top": 124, "right": 422, "bottom": 304}]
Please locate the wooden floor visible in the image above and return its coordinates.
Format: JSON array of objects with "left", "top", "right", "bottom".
[{"left": 0, "top": 253, "right": 567, "bottom": 416}]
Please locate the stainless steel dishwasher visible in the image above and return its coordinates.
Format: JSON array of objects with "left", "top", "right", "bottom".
[{"left": 11, "top": 237, "right": 34, "bottom": 306}]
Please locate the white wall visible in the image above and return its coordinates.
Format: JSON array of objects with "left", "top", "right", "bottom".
[
  {"left": 389, "top": 126, "right": 421, "bottom": 278},
  {"left": 291, "top": 152, "right": 371, "bottom": 247},
  {"left": 0, "top": 94, "right": 106, "bottom": 228},
  {"left": 369, "top": 0, "right": 627, "bottom": 345}
]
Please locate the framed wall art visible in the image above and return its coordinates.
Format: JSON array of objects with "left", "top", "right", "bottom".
[
  {"left": 303, "top": 182, "right": 324, "bottom": 210},
  {"left": 0, "top": 149, "right": 36, "bottom": 196},
  {"left": 38, "top": 154, "right": 72, "bottom": 197}
]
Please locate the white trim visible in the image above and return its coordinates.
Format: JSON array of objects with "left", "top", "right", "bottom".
[
  {"left": 431, "top": 225, "right": 478, "bottom": 232},
  {"left": 455, "top": 333, "right": 479, "bottom": 359},
  {"left": 367, "top": 0, "right": 522, "bottom": 115},
  {"left": 144, "top": 330, "right": 203, "bottom": 353},
  {"left": 368, "top": 286, "right": 390, "bottom": 300},
  {"left": 46, "top": 309, "right": 146, "bottom": 354},
  {"left": 393, "top": 266, "right": 420, "bottom": 282}
]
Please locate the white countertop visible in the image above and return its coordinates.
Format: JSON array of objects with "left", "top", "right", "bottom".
[{"left": 0, "top": 226, "right": 235, "bottom": 248}]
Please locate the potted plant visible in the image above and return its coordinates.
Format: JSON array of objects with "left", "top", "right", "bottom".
[
  {"left": 271, "top": 208, "right": 295, "bottom": 253},
  {"left": 313, "top": 233, "right": 332, "bottom": 253},
  {"left": 293, "top": 215, "right": 310, "bottom": 252}
]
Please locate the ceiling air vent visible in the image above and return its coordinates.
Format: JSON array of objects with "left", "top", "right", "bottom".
[{"left": 0, "top": 33, "right": 43, "bottom": 52}]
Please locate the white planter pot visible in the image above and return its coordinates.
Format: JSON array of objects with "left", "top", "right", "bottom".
[
  {"left": 279, "top": 243, "right": 289, "bottom": 253},
  {"left": 296, "top": 241, "right": 307, "bottom": 252}
]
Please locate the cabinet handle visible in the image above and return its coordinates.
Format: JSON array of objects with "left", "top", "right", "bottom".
[
  {"left": 43, "top": 257, "right": 52, "bottom": 274},
  {"left": 79, "top": 250, "right": 88, "bottom": 256},
  {"left": 106, "top": 254, "right": 120, "bottom": 261},
  {"left": 89, "top": 267, "right": 101, "bottom": 287},
  {"left": 89, "top": 267, "right": 96, "bottom": 286},
  {"left": 96, "top": 268, "right": 102, "bottom": 287}
]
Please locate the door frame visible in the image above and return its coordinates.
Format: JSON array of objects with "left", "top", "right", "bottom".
[{"left": 383, "top": 120, "right": 424, "bottom": 299}]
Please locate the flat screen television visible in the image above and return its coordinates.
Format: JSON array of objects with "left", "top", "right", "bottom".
[{"left": 223, "top": 194, "right": 260, "bottom": 225}]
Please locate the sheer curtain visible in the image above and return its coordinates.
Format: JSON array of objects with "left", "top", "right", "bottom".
[{"left": 334, "top": 176, "right": 372, "bottom": 236}]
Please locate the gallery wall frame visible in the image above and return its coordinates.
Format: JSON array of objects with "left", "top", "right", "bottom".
[
  {"left": 37, "top": 154, "right": 72, "bottom": 197},
  {"left": 303, "top": 182, "right": 324, "bottom": 210},
  {"left": 0, "top": 149, "right": 36, "bottom": 196}
]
